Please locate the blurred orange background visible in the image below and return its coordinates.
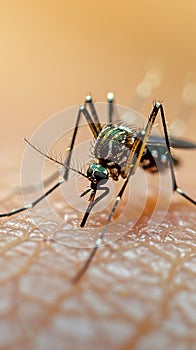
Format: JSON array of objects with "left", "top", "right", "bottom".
[{"left": 0, "top": 0, "right": 196, "bottom": 163}]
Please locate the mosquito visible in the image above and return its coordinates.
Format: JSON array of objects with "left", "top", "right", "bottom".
[{"left": 0, "top": 93, "right": 195, "bottom": 283}]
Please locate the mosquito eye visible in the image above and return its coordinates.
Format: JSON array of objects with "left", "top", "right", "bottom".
[
  {"left": 94, "top": 171, "right": 108, "bottom": 181},
  {"left": 87, "top": 167, "right": 93, "bottom": 178},
  {"left": 87, "top": 164, "right": 109, "bottom": 182}
]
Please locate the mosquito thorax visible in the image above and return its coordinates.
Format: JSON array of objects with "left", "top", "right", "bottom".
[{"left": 87, "top": 164, "right": 109, "bottom": 184}]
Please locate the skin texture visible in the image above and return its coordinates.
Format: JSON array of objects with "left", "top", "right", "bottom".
[
  {"left": 0, "top": 147, "right": 195, "bottom": 350},
  {"left": 0, "top": 1, "right": 196, "bottom": 349}
]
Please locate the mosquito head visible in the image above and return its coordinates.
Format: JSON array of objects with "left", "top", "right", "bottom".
[{"left": 87, "top": 164, "right": 109, "bottom": 187}]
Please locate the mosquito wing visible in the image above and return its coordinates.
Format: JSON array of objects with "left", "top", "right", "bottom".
[{"left": 148, "top": 135, "right": 196, "bottom": 149}]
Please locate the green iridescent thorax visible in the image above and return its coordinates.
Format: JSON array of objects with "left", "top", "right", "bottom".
[{"left": 93, "top": 125, "right": 136, "bottom": 181}]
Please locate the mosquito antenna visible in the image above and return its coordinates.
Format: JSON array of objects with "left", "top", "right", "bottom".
[
  {"left": 24, "top": 138, "right": 88, "bottom": 179},
  {"left": 24, "top": 138, "right": 65, "bottom": 166}
]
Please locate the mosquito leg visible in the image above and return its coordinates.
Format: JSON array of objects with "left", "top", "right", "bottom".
[
  {"left": 72, "top": 175, "right": 130, "bottom": 283},
  {"left": 72, "top": 197, "right": 119, "bottom": 283},
  {"left": 64, "top": 108, "right": 82, "bottom": 180},
  {"left": 85, "top": 95, "right": 102, "bottom": 133},
  {"left": 64, "top": 104, "right": 99, "bottom": 180},
  {"left": 80, "top": 184, "right": 110, "bottom": 228},
  {"left": 0, "top": 179, "right": 64, "bottom": 218},
  {"left": 107, "top": 92, "right": 115, "bottom": 124},
  {"left": 159, "top": 104, "right": 196, "bottom": 205},
  {"left": 72, "top": 136, "right": 142, "bottom": 283},
  {"left": 72, "top": 102, "right": 165, "bottom": 283},
  {"left": 80, "top": 190, "right": 97, "bottom": 228}
]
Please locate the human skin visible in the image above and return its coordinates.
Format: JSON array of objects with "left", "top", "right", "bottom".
[
  {"left": 0, "top": 2, "right": 196, "bottom": 348},
  {"left": 0, "top": 145, "right": 195, "bottom": 350}
]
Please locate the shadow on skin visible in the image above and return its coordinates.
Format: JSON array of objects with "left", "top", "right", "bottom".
[{"left": 0, "top": 166, "right": 195, "bottom": 349}]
